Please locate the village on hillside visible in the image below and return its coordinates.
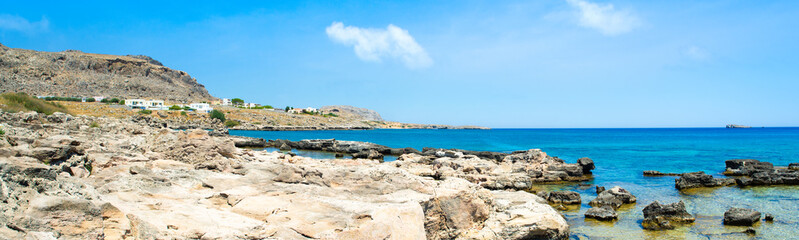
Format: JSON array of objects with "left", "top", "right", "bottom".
[{"left": 34, "top": 95, "right": 322, "bottom": 115}]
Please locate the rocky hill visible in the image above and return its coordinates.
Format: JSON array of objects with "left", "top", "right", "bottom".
[
  {"left": 0, "top": 42, "right": 215, "bottom": 102},
  {"left": 320, "top": 105, "right": 383, "bottom": 121}
]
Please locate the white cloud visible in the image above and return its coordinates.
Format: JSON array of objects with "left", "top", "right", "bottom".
[
  {"left": 326, "top": 22, "right": 432, "bottom": 69},
  {"left": 0, "top": 14, "right": 49, "bottom": 33},
  {"left": 685, "top": 46, "right": 710, "bottom": 60},
  {"left": 566, "top": 0, "right": 640, "bottom": 36}
]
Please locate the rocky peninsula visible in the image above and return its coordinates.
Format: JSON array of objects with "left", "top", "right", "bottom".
[{"left": 0, "top": 111, "right": 569, "bottom": 239}]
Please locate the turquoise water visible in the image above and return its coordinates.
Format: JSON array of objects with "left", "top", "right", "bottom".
[{"left": 230, "top": 128, "right": 799, "bottom": 239}]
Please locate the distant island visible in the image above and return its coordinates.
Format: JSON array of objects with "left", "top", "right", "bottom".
[{"left": 726, "top": 124, "right": 751, "bottom": 128}]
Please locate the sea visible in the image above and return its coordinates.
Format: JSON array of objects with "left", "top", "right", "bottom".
[{"left": 230, "top": 128, "right": 799, "bottom": 239}]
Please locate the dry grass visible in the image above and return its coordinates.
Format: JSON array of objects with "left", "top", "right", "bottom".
[{"left": 0, "top": 92, "right": 69, "bottom": 115}]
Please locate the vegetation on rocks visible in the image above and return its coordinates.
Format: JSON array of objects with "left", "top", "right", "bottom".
[
  {"left": 100, "top": 98, "right": 121, "bottom": 104},
  {"left": 225, "top": 120, "right": 241, "bottom": 127},
  {"left": 138, "top": 110, "right": 152, "bottom": 115},
  {"left": 209, "top": 109, "right": 226, "bottom": 122},
  {"left": 43, "top": 96, "right": 83, "bottom": 102},
  {"left": 231, "top": 98, "right": 244, "bottom": 105},
  {"left": 0, "top": 92, "right": 69, "bottom": 115}
]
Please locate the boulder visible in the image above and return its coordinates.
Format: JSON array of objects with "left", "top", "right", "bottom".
[
  {"left": 584, "top": 206, "right": 618, "bottom": 221},
  {"left": 546, "top": 164, "right": 584, "bottom": 177},
  {"left": 764, "top": 214, "right": 774, "bottom": 222},
  {"left": 477, "top": 191, "right": 570, "bottom": 240},
  {"left": 724, "top": 159, "right": 774, "bottom": 176},
  {"left": 675, "top": 171, "right": 736, "bottom": 190},
  {"left": 789, "top": 163, "right": 799, "bottom": 170},
  {"left": 595, "top": 186, "right": 605, "bottom": 194},
  {"left": 589, "top": 186, "right": 636, "bottom": 210},
  {"left": 723, "top": 208, "right": 761, "bottom": 226},
  {"left": 278, "top": 143, "right": 291, "bottom": 150},
  {"left": 352, "top": 149, "right": 383, "bottom": 160},
  {"left": 735, "top": 170, "right": 799, "bottom": 186},
  {"left": 232, "top": 137, "right": 267, "bottom": 148},
  {"left": 641, "top": 201, "right": 695, "bottom": 230},
  {"left": 547, "top": 191, "right": 581, "bottom": 205},
  {"left": 577, "top": 157, "right": 595, "bottom": 174}
]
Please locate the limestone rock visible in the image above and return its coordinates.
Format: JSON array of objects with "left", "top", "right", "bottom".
[
  {"left": 547, "top": 190, "right": 581, "bottom": 205},
  {"left": 585, "top": 206, "right": 618, "bottom": 221},
  {"left": 723, "top": 208, "right": 761, "bottom": 226},
  {"left": 675, "top": 171, "right": 736, "bottom": 190},
  {"left": 589, "top": 186, "right": 636, "bottom": 210},
  {"left": 641, "top": 201, "right": 695, "bottom": 230},
  {"left": 724, "top": 159, "right": 774, "bottom": 176}
]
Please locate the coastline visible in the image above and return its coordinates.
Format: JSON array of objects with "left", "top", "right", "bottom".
[{"left": 0, "top": 111, "right": 561, "bottom": 239}]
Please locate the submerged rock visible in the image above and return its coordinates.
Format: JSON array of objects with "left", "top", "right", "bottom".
[
  {"left": 723, "top": 208, "right": 761, "bottom": 226},
  {"left": 641, "top": 201, "right": 695, "bottom": 230},
  {"left": 547, "top": 191, "right": 581, "bottom": 205},
  {"left": 675, "top": 171, "right": 736, "bottom": 190},
  {"left": 589, "top": 186, "right": 636, "bottom": 210},
  {"left": 585, "top": 206, "right": 618, "bottom": 221}
]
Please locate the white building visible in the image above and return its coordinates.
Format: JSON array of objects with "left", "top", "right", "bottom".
[
  {"left": 222, "top": 98, "right": 232, "bottom": 106},
  {"left": 126, "top": 99, "right": 167, "bottom": 110},
  {"left": 93, "top": 96, "right": 106, "bottom": 102},
  {"left": 145, "top": 100, "right": 166, "bottom": 110},
  {"left": 244, "top": 103, "right": 260, "bottom": 108},
  {"left": 190, "top": 103, "right": 213, "bottom": 113},
  {"left": 304, "top": 107, "right": 318, "bottom": 113},
  {"left": 125, "top": 99, "right": 147, "bottom": 109}
]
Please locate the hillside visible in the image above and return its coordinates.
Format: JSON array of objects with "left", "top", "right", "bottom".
[
  {"left": 320, "top": 105, "right": 383, "bottom": 121},
  {"left": 0, "top": 42, "right": 214, "bottom": 102}
]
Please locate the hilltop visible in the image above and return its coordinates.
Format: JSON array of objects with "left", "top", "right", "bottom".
[
  {"left": 0, "top": 43, "right": 487, "bottom": 130},
  {"left": 0, "top": 42, "right": 214, "bottom": 102}
]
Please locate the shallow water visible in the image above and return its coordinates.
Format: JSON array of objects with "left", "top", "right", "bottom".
[{"left": 230, "top": 128, "right": 799, "bottom": 239}]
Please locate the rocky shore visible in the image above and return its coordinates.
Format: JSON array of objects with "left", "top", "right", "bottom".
[
  {"left": 643, "top": 158, "right": 799, "bottom": 190},
  {"left": 0, "top": 111, "right": 569, "bottom": 239}
]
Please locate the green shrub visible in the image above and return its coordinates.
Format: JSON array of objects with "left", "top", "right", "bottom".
[
  {"left": 0, "top": 128, "right": 5, "bottom": 136},
  {"left": 86, "top": 98, "right": 96, "bottom": 102},
  {"left": 225, "top": 120, "right": 240, "bottom": 127},
  {"left": 43, "top": 96, "right": 82, "bottom": 102},
  {"left": 209, "top": 110, "right": 225, "bottom": 122},
  {"left": 138, "top": 110, "right": 152, "bottom": 115},
  {"left": 168, "top": 105, "right": 183, "bottom": 110},
  {"left": 285, "top": 106, "right": 292, "bottom": 112},
  {"left": 264, "top": 105, "right": 273, "bottom": 109},
  {"left": 324, "top": 113, "right": 339, "bottom": 117},
  {"left": 89, "top": 122, "right": 99, "bottom": 128},
  {"left": 119, "top": 100, "right": 125, "bottom": 105},
  {"left": 180, "top": 111, "right": 187, "bottom": 116},
  {"left": 0, "top": 93, "right": 69, "bottom": 115},
  {"left": 231, "top": 98, "right": 244, "bottom": 105}
]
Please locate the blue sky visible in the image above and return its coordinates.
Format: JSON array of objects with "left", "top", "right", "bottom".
[{"left": 2, "top": 1, "right": 798, "bottom": 128}]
